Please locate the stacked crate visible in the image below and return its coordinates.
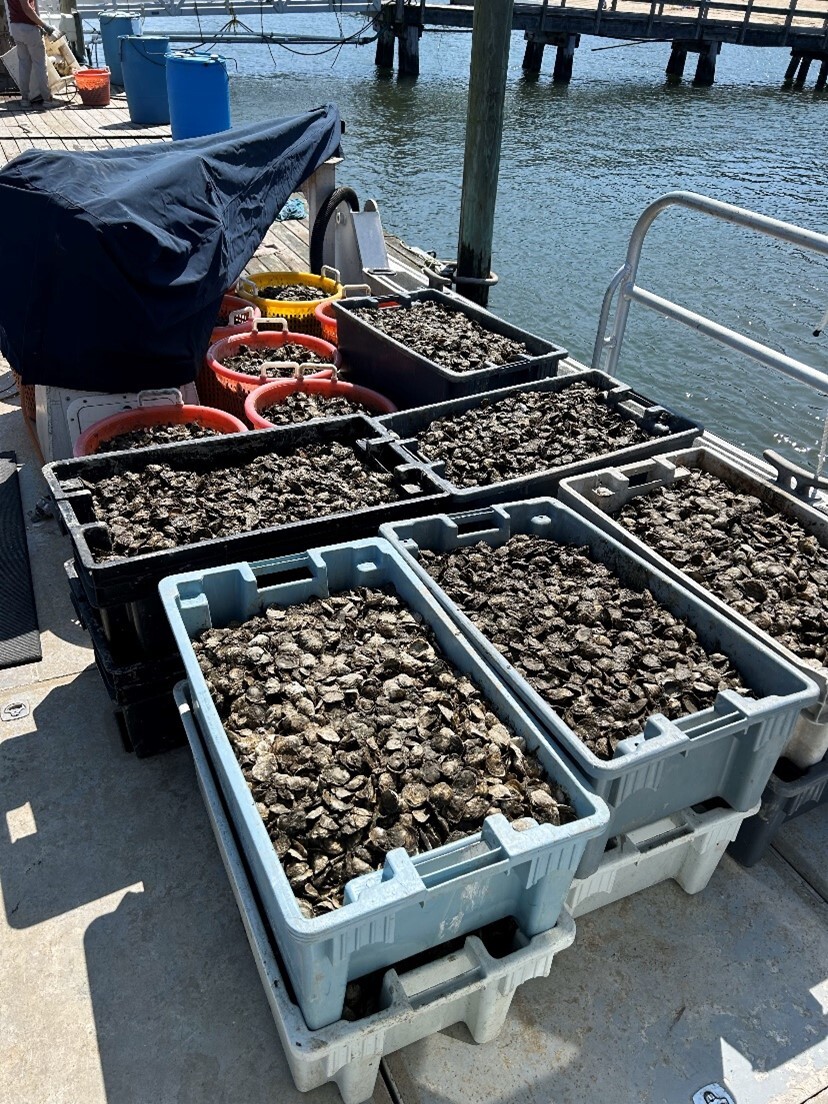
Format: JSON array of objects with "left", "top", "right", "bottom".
[{"left": 43, "top": 290, "right": 823, "bottom": 1103}]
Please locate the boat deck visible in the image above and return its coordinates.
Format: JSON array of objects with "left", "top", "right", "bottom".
[{"left": 0, "top": 91, "right": 826, "bottom": 1104}]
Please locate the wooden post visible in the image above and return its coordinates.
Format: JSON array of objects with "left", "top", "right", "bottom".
[
  {"left": 794, "top": 54, "right": 813, "bottom": 87},
  {"left": 783, "top": 51, "right": 801, "bottom": 82},
  {"left": 456, "top": 0, "right": 514, "bottom": 307},
  {"left": 398, "top": 21, "right": 420, "bottom": 77},
  {"left": 692, "top": 40, "right": 720, "bottom": 86},
  {"left": 665, "top": 41, "right": 688, "bottom": 83},
  {"left": 552, "top": 33, "right": 578, "bottom": 83},
  {"left": 58, "top": 0, "right": 84, "bottom": 61},
  {"left": 522, "top": 37, "right": 545, "bottom": 74},
  {"left": 375, "top": 13, "right": 395, "bottom": 69}
]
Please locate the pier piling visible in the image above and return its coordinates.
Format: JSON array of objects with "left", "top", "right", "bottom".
[
  {"left": 522, "top": 38, "right": 545, "bottom": 75},
  {"left": 552, "top": 34, "right": 579, "bottom": 84},
  {"left": 692, "top": 41, "right": 720, "bottom": 86},
  {"left": 794, "top": 55, "right": 813, "bottom": 88},
  {"left": 666, "top": 42, "right": 688, "bottom": 84},
  {"left": 457, "top": 0, "right": 514, "bottom": 307},
  {"left": 374, "top": 21, "right": 395, "bottom": 68}
]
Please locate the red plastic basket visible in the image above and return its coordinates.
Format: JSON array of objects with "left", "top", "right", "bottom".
[
  {"left": 245, "top": 376, "right": 396, "bottom": 430},
  {"left": 73, "top": 404, "right": 246, "bottom": 457}
]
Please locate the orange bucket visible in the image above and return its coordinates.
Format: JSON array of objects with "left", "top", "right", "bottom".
[
  {"left": 75, "top": 67, "right": 111, "bottom": 107},
  {"left": 73, "top": 404, "right": 246, "bottom": 456}
]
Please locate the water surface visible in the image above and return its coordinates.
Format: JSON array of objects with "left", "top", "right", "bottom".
[{"left": 147, "top": 13, "right": 828, "bottom": 463}]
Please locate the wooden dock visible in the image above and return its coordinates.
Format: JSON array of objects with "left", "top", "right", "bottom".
[{"left": 376, "top": 0, "right": 828, "bottom": 85}]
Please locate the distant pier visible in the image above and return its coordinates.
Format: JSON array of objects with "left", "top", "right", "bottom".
[{"left": 375, "top": 0, "right": 828, "bottom": 87}]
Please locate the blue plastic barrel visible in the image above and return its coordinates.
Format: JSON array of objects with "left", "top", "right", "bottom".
[
  {"left": 98, "top": 12, "right": 141, "bottom": 85},
  {"left": 165, "top": 52, "right": 231, "bottom": 141},
  {"left": 119, "top": 36, "right": 169, "bottom": 124}
]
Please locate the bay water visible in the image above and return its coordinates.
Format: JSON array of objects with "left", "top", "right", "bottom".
[{"left": 151, "top": 13, "right": 828, "bottom": 463}]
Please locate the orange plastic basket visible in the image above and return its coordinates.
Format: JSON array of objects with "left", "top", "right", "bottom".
[{"left": 74, "top": 67, "right": 111, "bottom": 107}]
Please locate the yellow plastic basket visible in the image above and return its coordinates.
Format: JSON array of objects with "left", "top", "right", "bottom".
[{"left": 236, "top": 267, "right": 343, "bottom": 336}]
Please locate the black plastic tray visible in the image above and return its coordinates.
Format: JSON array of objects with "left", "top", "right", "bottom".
[
  {"left": 46, "top": 415, "right": 449, "bottom": 661},
  {"left": 66, "top": 560, "right": 185, "bottom": 757},
  {"left": 372, "top": 371, "right": 703, "bottom": 507},
  {"left": 333, "top": 288, "right": 568, "bottom": 408},
  {"left": 727, "top": 753, "right": 828, "bottom": 867}
]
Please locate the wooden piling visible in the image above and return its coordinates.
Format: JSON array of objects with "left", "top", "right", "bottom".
[
  {"left": 552, "top": 34, "right": 578, "bottom": 84},
  {"left": 783, "top": 52, "right": 800, "bottom": 82},
  {"left": 398, "top": 21, "right": 420, "bottom": 77},
  {"left": 666, "top": 41, "right": 687, "bottom": 84},
  {"left": 692, "top": 41, "right": 720, "bottom": 86},
  {"left": 456, "top": 0, "right": 514, "bottom": 307},
  {"left": 794, "top": 55, "right": 813, "bottom": 88},
  {"left": 816, "top": 59, "right": 828, "bottom": 91},
  {"left": 522, "top": 37, "right": 545, "bottom": 75},
  {"left": 375, "top": 17, "right": 395, "bottom": 69}
]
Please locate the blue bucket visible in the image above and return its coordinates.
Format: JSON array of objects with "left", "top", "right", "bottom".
[
  {"left": 119, "top": 36, "right": 169, "bottom": 124},
  {"left": 165, "top": 52, "right": 231, "bottom": 141},
  {"left": 98, "top": 11, "right": 141, "bottom": 85}
]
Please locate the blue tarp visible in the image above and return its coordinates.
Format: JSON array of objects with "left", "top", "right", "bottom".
[{"left": 0, "top": 105, "right": 341, "bottom": 391}]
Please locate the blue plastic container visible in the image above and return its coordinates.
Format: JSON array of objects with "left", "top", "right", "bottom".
[
  {"left": 160, "top": 540, "right": 609, "bottom": 1030},
  {"left": 165, "top": 51, "right": 230, "bottom": 140},
  {"left": 379, "top": 499, "right": 820, "bottom": 878},
  {"left": 119, "top": 35, "right": 169, "bottom": 124},
  {"left": 98, "top": 12, "right": 140, "bottom": 85}
]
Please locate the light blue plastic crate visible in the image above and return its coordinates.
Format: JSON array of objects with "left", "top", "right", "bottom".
[
  {"left": 175, "top": 683, "right": 578, "bottom": 1104},
  {"left": 558, "top": 444, "right": 828, "bottom": 769},
  {"left": 379, "top": 499, "right": 819, "bottom": 878},
  {"left": 160, "top": 540, "right": 608, "bottom": 1031}
]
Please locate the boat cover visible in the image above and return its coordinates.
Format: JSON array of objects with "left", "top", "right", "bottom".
[{"left": 0, "top": 104, "right": 341, "bottom": 391}]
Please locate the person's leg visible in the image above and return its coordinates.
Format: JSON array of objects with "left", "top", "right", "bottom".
[
  {"left": 27, "top": 26, "right": 52, "bottom": 102},
  {"left": 10, "top": 25, "right": 34, "bottom": 103},
  {"left": 13, "top": 24, "right": 51, "bottom": 103}
]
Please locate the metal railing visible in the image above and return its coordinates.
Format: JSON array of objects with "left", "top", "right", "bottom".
[{"left": 592, "top": 190, "right": 828, "bottom": 395}]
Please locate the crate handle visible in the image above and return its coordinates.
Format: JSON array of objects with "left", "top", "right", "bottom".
[
  {"left": 763, "top": 448, "right": 828, "bottom": 498},
  {"left": 252, "top": 552, "right": 327, "bottom": 592},
  {"left": 137, "top": 388, "right": 183, "bottom": 407},
  {"left": 254, "top": 317, "right": 289, "bottom": 333},
  {"left": 237, "top": 277, "right": 258, "bottom": 299},
  {"left": 392, "top": 938, "right": 485, "bottom": 1004},
  {"left": 343, "top": 283, "right": 372, "bottom": 297},
  {"left": 450, "top": 508, "right": 511, "bottom": 541},
  {"left": 258, "top": 360, "right": 299, "bottom": 383},
  {"left": 228, "top": 305, "right": 254, "bottom": 325},
  {"left": 321, "top": 265, "right": 341, "bottom": 285}
]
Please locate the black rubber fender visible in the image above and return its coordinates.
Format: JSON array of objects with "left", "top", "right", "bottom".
[{"left": 309, "top": 186, "right": 360, "bottom": 275}]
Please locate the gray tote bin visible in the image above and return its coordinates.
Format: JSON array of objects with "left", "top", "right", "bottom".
[
  {"left": 370, "top": 371, "right": 702, "bottom": 507},
  {"left": 558, "top": 445, "right": 828, "bottom": 769},
  {"left": 380, "top": 500, "right": 819, "bottom": 877},
  {"left": 160, "top": 540, "right": 608, "bottom": 1031},
  {"left": 332, "top": 288, "right": 568, "bottom": 407}
]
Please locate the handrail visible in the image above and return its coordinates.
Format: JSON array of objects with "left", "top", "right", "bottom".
[{"left": 591, "top": 190, "right": 828, "bottom": 398}]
